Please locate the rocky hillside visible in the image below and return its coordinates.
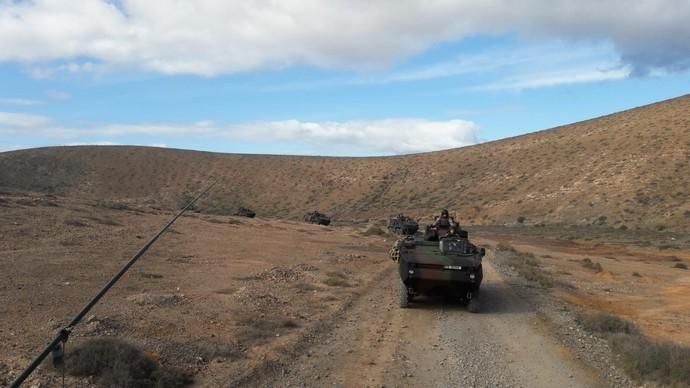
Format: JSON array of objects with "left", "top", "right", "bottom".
[{"left": 1, "top": 95, "right": 689, "bottom": 231}]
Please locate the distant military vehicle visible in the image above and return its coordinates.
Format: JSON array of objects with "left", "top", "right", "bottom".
[
  {"left": 387, "top": 214, "right": 419, "bottom": 235},
  {"left": 234, "top": 207, "right": 256, "bottom": 218},
  {"left": 391, "top": 229, "right": 485, "bottom": 311},
  {"left": 304, "top": 211, "right": 331, "bottom": 226}
]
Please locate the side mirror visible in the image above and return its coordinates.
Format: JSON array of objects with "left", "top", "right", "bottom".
[{"left": 479, "top": 248, "right": 486, "bottom": 257}]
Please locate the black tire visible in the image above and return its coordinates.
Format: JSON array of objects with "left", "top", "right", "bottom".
[
  {"left": 467, "top": 297, "right": 480, "bottom": 313},
  {"left": 399, "top": 279, "right": 409, "bottom": 308}
]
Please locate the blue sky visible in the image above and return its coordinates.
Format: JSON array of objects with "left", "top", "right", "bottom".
[{"left": 1, "top": 1, "right": 689, "bottom": 156}]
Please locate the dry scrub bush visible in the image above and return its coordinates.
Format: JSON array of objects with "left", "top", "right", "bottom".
[
  {"left": 578, "top": 313, "right": 690, "bottom": 386},
  {"left": 64, "top": 338, "right": 191, "bottom": 388}
]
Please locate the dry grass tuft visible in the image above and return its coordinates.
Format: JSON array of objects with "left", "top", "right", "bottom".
[
  {"left": 236, "top": 317, "right": 299, "bottom": 344},
  {"left": 64, "top": 218, "right": 88, "bottom": 227},
  {"left": 577, "top": 312, "right": 690, "bottom": 386},
  {"left": 497, "top": 244, "right": 553, "bottom": 288},
  {"left": 581, "top": 258, "right": 603, "bottom": 272},
  {"left": 323, "top": 271, "right": 351, "bottom": 287},
  {"left": 293, "top": 282, "right": 321, "bottom": 292},
  {"left": 362, "top": 225, "right": 387, "bottom": 236},
  {"left": 577, "top": 312, "right": 638, "bottom": 335}
]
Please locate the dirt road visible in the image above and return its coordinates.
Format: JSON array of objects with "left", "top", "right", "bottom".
[{"left": 255, "top": 250, "right": 603, "bottom": 388}]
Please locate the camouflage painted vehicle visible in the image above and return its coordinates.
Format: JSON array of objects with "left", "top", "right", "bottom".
[
  {"left": 303, "top": 211, "right": 331, "bottom": 226},
  {"left": 387, "top": 214, "right": 419, "bottom": 235},
  {"left": 234, "top": 207, "right": 256, "bottom": 218},
  {"left": 391, "top": 231, "right": 485, "bottom": 311}
]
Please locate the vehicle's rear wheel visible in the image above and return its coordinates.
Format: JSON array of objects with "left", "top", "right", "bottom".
[
  {"left": 399, "top": 279, "right": 410, "bottom": 308},
  {"left": 467, "top": 296, "right": 480, "bottom": 313}
]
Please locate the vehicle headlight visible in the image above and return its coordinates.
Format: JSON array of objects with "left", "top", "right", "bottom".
[
  {"left": 469, "top": 273, "right": 476, "bottom": 279},
  {"left": 408, "top": 269, "right": 415, "bottom": 275}
]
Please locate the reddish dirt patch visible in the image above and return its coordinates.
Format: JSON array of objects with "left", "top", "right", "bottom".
[{"left": 476, "top": 232, "right": 690, "bottom": 346}]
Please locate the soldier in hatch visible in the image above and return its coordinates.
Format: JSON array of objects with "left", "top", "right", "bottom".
[{"left": 432, "top": 209, "right": 456, "bottom": 229}]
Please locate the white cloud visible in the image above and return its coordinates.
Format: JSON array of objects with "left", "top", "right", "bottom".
[
  {"left": 266, "top": 41, "right": 624, "bottom": 91},
  {"left": 473, "top": 65, "right": 631, "bottom": 91},
  {"left": 46, "top": 90, "right": 71, "bottom": 101},
  {"left": 229, "top": 119, "right": 479, "bottom": 154},
  {"left": 64, "top": 141, "right": 119, "bottom": 146},
  {"left": 0, "top": 112, "right": 479, "bottom": 154},
  {"left": 0, "top": 98, "right": 42, "bottom": 106},
  {"left": 0, "top": 1, "right": 688, "bottom": 76},
  {"left": 0, "top": 111, "right": 52, "bottom": 127}
]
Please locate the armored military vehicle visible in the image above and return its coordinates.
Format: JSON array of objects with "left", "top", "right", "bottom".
[
  {"left": 303, "top": 211, "right": 331, "bottom": 226},
  {"left": 391, "top": 231, "right": 485, "bottom": 311},
  {"left": 387, "top": 214, "right": 419, "bottom": 235},
  {"left": 234, "top": 207, "right": 256, "bottom": 218}
]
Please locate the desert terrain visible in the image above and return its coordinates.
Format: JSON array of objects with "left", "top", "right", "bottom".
[{"left": 1, "top": 95, "right": 689, "bottom": 387}]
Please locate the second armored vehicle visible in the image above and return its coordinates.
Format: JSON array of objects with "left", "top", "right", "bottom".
[
  {"left": 234, "top": 207, "right": 256, "bottom": 218},
  {"left": 387, "top": 214, "right": 419, "bottom": 235},
  {"left": 303, "top": 211, "right": 331, "bottom": 226}
]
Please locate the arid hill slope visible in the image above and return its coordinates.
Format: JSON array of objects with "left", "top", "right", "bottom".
[{"left": 1, "top": 95, "right": 689, "bottom": 231}]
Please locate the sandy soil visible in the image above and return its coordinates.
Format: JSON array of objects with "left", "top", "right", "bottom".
[
  {"left": 0, "top": 194, "right": 390, "bottom": 386},
  {"left": 2, "top": 193, "right": 688, "bottom": 387}
]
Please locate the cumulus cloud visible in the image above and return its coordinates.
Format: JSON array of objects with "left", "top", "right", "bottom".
[
  {"left": 0, "top": 112, "right": 479, "bottom": 154},
  {"left": 230, "top": 119, "right": 479, "bottom": 154},
  {"left": 0, "top": 1, "right": 688, "bottom": 76}
]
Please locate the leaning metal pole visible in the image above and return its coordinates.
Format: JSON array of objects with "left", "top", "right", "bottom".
[{"left": 11, "top": 180, "right": 216, "bottom": 387}]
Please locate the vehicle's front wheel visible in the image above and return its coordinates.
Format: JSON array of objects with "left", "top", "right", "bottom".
[{"left": 399, "top": 279, "right": 410, "bottom": 308}]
